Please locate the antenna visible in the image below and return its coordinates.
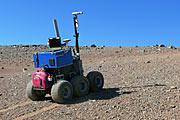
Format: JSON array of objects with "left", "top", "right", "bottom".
[
  {"left": 72, "top": 11, "right": 83, "bottom": 56},
  {"left": 53, "top": 19, "right": 60, "bottom": 38}
]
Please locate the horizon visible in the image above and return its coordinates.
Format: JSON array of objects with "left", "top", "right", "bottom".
[{"left": 0, "top": 43, "right": 176, "bottom": 48}]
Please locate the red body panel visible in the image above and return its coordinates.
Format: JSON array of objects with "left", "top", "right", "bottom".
[{"left": 32, "top": 70, "right": 51, "bottom": 89}]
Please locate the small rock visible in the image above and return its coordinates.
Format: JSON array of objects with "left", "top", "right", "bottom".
[
  {"left": 13, "top": 92, "right": 17, "bottom": 96},
  {"left": 157, "top": 48, "right": 161, "bottom": 51},
  {"left": 95, "top": 116, "right": 100, "bottom": 119},
  {"left": 112, "top": 105, "right": 117, "bottom": 108},
  {"left": 168, "top": 46, "right": 176, "bottom": 49},
  {"left": 28, "top": 73, "right": 31, "bottom": 77},
  {"left": 170, "top": 105, "right": 176, "bottom": 108},
  {"left": 0, "top": 93, "right": 2, "bottom": 96},
  {"left": 153, "top": 44, "right": 159, "bottom": 47},
  {"left": 166, "top": 89, "right": 171, "bottom": 92},
  {"left": 99, "top": 65, "right": 102, "bottom": 68},
  {"left": 159, "top": 44, "right": 165, "bottom": 47},
  {"left": 110, "top": 116, "right": 115, "bottom": 119},
  {"left": 144, "top": 61, "right": 151, "bottom": 64},
  {"left": 100, "top": 60, "right": 105, "bottom": 64},
  {"left": 23, "top": 68, "right": 27, "bottom": 72},
  {"left": 1, "top": 67, "right": 4, "bottom": 69},
  {"left": 90, "top": 44, "right": 96, "bottom": 47},
  {"left": 138, "top": 50, "right": 145, "bottom": 53},
  {"left": 105, "top": 110, "right": 109, "bottom": 113},
  {"left": 0, "top": 76, "right": 4, "bottom": 78},
  {"left": 142, "top": 111, "right": 146, "bottom": 114},
  {"left": 170, "top": 86, "right": 177, "bottom": 89}
]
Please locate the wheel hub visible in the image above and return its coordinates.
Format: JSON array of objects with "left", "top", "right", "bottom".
[
  {"left": 95, "top": 77, "right": 102, "bottom": 88},
  {"left": 80, "top": 81, "right": 87, "bottom": 92},
  {"left": 62, "top": 86, "right": 71, "bottom": 99}
]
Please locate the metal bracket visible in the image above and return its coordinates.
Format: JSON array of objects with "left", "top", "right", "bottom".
[{"left": 56, "top": 74, "right": 64, "bottom": 80}]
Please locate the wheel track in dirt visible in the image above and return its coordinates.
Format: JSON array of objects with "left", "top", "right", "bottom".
[
  {"left": 0, "top": 100, "right": 60, "bottom": 120},
  {"left": 0, "top": 101, "right": 33, "bottom": 113},
  {"left": 14, "top": 104, "right": 60, "bottom": 120}
]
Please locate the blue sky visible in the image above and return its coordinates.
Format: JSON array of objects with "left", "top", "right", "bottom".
[{"left": 0, "top": 0, "right": 179, "bottom": 47}]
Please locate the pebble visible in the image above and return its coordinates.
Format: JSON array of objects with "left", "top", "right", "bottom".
[
  {"left": 170, "top": 105, "right": 176, "bottom": 108},
  {"left": 157, "top": 48, "right": 161, "bottom": 51},
  {"left": 138, "top": 50, "right": 145, "bottom": 53},
  {"left": 159, "top": 44, "right": 165, "bottom": 47},
  {"left": 144, "top": 61, "right": 151, "bottom": 64},
  {"left": 166, "top": 89, "right": 171, "bottom": 92},
  {"left": 95, "top": 116, "right": 100, "bottom": 119},
  {"left": 170, "top": 86, "right": 177, "bottom": 89},
  {"left": 28, "top": 73, "right": 31, "bottom": 77},
  {"left": 23, "top": 68, "right": 27, "bottom": 72},
  {"left": 168, "top": 46, "right": 175, "bottom": 49},
  {"left": 105, "top": 110, "right": 109, "bottom": 113},
  {"left": 92, "top": 100, "right": 96, "bottom": 102},
  {"left": 100, "top": 60, "right": 105, "bottom": 64},
  {"left": 112, "top": 105, "right": 117, "bottom": 108},
  {"left": 99, "top": 65, "right": 102, "bottom": 68}
]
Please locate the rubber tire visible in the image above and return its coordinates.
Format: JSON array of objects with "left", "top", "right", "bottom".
[
  {"left": 26, "top": 81, "right": 46, "bottom": 101},
  {"left": 86, "top": 71, "right": 104, "bottom": 92},
  {"left": 71, "top": 75, "right": 89, "bottom": 97},
  {"left": 51, "top": 80, "right": 73, "bottom": 104}
]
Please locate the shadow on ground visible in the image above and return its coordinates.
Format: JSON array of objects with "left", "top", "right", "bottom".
[
  {"left": 44, "top": 87, "right": 135, "bottom": 104},
  {"left": 44, "top": 83, "right": 165, "bottom": 104},
  {"left": 66, "top": 88, "right": 136, "bottom": 104}
]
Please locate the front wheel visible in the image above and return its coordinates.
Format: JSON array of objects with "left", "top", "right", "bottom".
[
  {"left": 86, "top": 71, "right": 104, "bottom": 92},
  {"left": 26, "top": 81, "right": 46, "bottom": 101},
  {"left": 51, "top": 80, "right": 73, "bottom": 104}
]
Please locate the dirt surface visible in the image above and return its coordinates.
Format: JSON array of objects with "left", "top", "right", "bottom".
[{"left": 0, "top": 45, "right": 180, "bottom": 120}]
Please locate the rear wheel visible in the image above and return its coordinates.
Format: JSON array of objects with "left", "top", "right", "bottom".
[
  {"left": 51, "top": 80, "right": 73, "bottom": 103},
  {"left": 87, "top": 71, "right": 104, "bottom": 92},
  {"left": 71, "top": 75, "right": 89, "bottom": 97},
  {"left": 26, "top": 81, "right": 46, "bottom": 101}
]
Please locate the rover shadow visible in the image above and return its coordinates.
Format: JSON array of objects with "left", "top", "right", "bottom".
[
  {"left": 44, "top": 83, "right": 165, "bottom": 104},
  {"left": 66, "top": 88, "right": 136, "bottom": 104}
]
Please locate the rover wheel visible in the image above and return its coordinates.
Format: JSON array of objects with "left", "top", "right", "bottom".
[
  {"left": 71, "top": 75, "right": 89, "bottom": 97},
  {"left": 87, "top": 71, "right": 104, "bottom": 92},
  {"left": 26, "top": 81, "right": 46, "bottom": 101},
  {"left": 51, "top": 80, "right": 73, "bottom": 103}
]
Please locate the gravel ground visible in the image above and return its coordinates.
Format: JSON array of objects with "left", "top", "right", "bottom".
[{"left": 0, "top": 45, "right": 180, "bottom": 120}]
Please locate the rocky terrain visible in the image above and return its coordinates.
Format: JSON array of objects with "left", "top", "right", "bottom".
[{"left": 0, "top": 45, "right": 180, "bottom": 120}]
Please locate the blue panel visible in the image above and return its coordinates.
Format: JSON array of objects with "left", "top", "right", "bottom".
[
  {"left": 33, "top": 49, "right": 73, "bottom": 68},
  {"left": 56, "top": 50, "right": 73, "bottom": 67}
]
